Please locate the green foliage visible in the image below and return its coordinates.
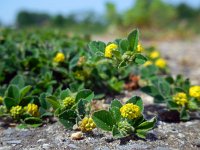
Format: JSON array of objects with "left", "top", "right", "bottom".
[{"left": 92, "top": 97, "right": 156, "bottom": 138}]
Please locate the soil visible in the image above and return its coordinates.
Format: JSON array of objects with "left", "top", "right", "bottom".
[{"left": 0, "top": 38, "right": 200, "bottom": 150}]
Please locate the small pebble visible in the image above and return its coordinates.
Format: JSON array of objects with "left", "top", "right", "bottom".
[{"left": 71, "top": 131, "right": 83, "bottom": 140}]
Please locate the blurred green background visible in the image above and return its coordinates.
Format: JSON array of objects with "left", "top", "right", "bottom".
[{"left": 0, "top": 0, "right": 200, "bottom": 39}]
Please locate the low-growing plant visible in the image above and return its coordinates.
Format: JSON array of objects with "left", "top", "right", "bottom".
[
  {"left": 92, "top": 96, "right": 156, "bottom": 138},
  {"left": 141, "top": 74, "right": 200, "bottom": 120}
]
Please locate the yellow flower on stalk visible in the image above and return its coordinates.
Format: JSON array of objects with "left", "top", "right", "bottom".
[
  {"left": 189, "top": 86, "right": 200, "bottom": 99},
  {"left": 10, "top": 105, "right": 24, "bottom": 119},
  {"left": 24, "top": 103, "right": 39, "bottom": 117},
  {"left": 136, "top": 43, "right": 144, "bottom": 53},
  {"left": 149, "top": 51, "right": 160, "bottom": 59},
  {"left": 143, "top": 60, "right": 153, "bottom": 67},
  {"left": 53, "top": 52, "right": 65, "bottom": 63},
  {"left": 79, "top": 117, "right": 96, "bottom": 132},
  {"left": 63, "top": 97, "right": 75, "bottom": 109},
  {"left": 0, "top": 96, "right": 3, "bottom": 105},
  {"left": 104, "top": 43, "right": 118, "bottom": 58},
  {"left": 155, "top": 58, "right": 167, "bottom": 69},
  {"left": 173, "top": 92, "right": 188, "bottom": 106},
  {"left": 120, "top": 103, "right": 141, "bottom": 120}
]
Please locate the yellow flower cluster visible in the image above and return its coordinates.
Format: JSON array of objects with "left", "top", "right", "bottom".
[
  {"left": 150, "top": 51, "right": 160, "bottom": 59},
  {"left": 104, "top": 43, "right": 118, "bottom": 58},
  {"left": 120, "top": 103, "right": 141, "bottom": 120},
  {"left": 10, "top": 105, "right": 24, "bottom": 119},
  {"left": 0, "top": 96, "right": 3, "bottom": 104},
  {"left": 173, "top": 92, "right": 188, "bottom": 106},
  {"left": 24, "top": 103, "right": 39, "bottom": 117},
  {"left": 155, "top": 58, "right": 167, "bottom": 69},
  {"left": 53, "top": 52, "right": 65, "bottom": 63},
  {"left": 189, "top": 86, "right": 200, "bottom": 99},
  {"left": 79, "top": 117, "right": 96, "bottom": 132},
  {"left": 63, "top": 97, "right": 75, "bottom": 109},
  {"left": 136, "top": 43, "right": 144, "bottom": 53}
]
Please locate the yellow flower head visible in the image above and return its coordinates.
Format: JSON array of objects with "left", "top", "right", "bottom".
[
  {"left": 155, "top": 58, "right": 167, "bottom": 69},
  {"left": 53, "top": 52, "right": 65, "bottom": 63},
  {"left": 136, "top": 43, "right": 144, "bottom": 53},
  {"left": 149, "top": 51, "right": 160, "bottom": 59},
  {"left": 143, "top": 60, "right": 153, "bottom": 67},
  {"left": 63, "top": 97, "right": 75, "bottom": 109},
  {"left": 120, "top": 103, "right": 141, "bottom": 120},
  {"left": 104, "top": 43, "right": 118, "bottom": 58},
  {"left": 173, "top": 92, "right": 188, "bottom": 106},
  {"left": 25, "top": 103, "right": 39, "bottom": 117},
  {"left": 0, "top": 96, "right": 3, "bottom": 105},
  {"left": 189, "top": 86, "right": 200, "bottom": 99},
  {"left": 79, "top": 117, "right": 96, "bottom": 132},
  {"left": 10, "top": 105, "right": 24, "bottom": 119}
]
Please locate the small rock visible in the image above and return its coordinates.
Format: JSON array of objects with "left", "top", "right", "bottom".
[
  {"left": 153, "top": 147, "right": 170, "bottom": 150},
  {"left": 37, "top": 139, "right": 46, "bottom": 143},
  {"left": 6, "top": 140, "right": 21, "bottom": 144},
  {"left": 177, "top": 133, "right": 185, "bottom": 138},
  {"left": 71, "top": 132, "right": 83, "bottom": 140},
  {"left": 68, "top": 144, "right": 79, "bottom": 149},
  {"left": 0, "top": 146, "right": 12, "bottom": 150},
  {"left": 42, "top": 143, "right": 53, "bottom": 149},
  {"left": 95, "top": 146, "right": 110, "bottom": 150},
  {"left": 193, "top": 140, "right": 200, "bottom": 147}
]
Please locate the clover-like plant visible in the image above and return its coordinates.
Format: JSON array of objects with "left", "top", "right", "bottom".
[
  {"left": 141, "top": 74, "right": 200, "bottom": 120},
  {"left": 92, "top": 96, "right": 156, "bottom": 138},
  {"left": 89, "top": 29, "right": 147, "bottom": 68},
  {"left": 46, "top": 87, "right": 96, "bottom": 131},
  {"left": 1, "top": 75, "right": 44, "bottom": 127}
]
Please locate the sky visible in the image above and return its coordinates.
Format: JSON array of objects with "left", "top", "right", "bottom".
[{"left": 0, "top": 0, "right": 200, "bottom": 25}]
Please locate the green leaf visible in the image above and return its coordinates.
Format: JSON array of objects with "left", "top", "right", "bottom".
[
  {"left": 111, "top": 99, "right": 122, "bottom": 109},
  {"left": 94, "top": 93, "right": 105, "bottom": 99},
  {"left": 92, "top": 110, "right": 114, "bottom": 131},
  {"left": 3, "top": 97, "right": 18, "bottom": 109},
  {"left": 5, "top": 85, "right": 20, "bottom": 102},
  {"left": 118, "top": 60, "right": 127, "bottom": 68},
  {"left": 158, "top": 81, "right": 171, "bottom": 97},
  {"left": 167, "top": 100, "right": 179, "bottom": 110},
  {"left": 58, "top": 110, "right": 77, "bottom": 129},
  {"left": 24, "top": 117, "right": 43, "bottom": 124},
  {"left": 77, "top": 99, "right": 86, "bottom": 118},
  {"left": 180, "top": 107, "right": 190, "bottom": 121},
  {"left": 10, "top": 75, "right": 25, "bottom": 89},
  {"left": 19, "top": 96, "right": 33, "bottom": 106},
  {"left": 39, "top": 93, "right": 50, "bottom": 109},
  {"left": 119, "top": 39, "right": 129, "bottom": 53},
  {"left": 136, "top": 129, "right": 148, "bottom": 139},
  {"left": 75, "top": 89, "right": 94, "bottom": 103},
  {"left": 69, "top": 55, "right": 79, "bottom": 70},
  {"left": 46, "top": 96, "right": 60, "bottom": 110},
  {"left": 88, "top": 41, "right": 106, "bottom": 53},
  {"left": 126, "top": 96, "right": 144, "bottom": 112},
  {"left": 128, "top": 29, "right": 139, "bottom": 51},
  {"left": 141, "top": 86, "right": 159, "bottom": 97},
  {"left": 19, "top": 85, "right": 32, "bottom": 100},
  {"left": 134, "top": 54, "right": 147, "bottom": 65},
  {"left": 109, "top": 107, "right": 121, "bottom": 123},
  {"left": 188, "top": 99, "right": 199, "bottom": 110},
  {"left": 154, "top": 95, "right": 165, "bottom": 103},
  {"left": 136, "top": 117, "right": 157, "bottom": 130},
  {"left": 60, "top": 89, "right": 71, "bottom": 100},
  {"left": 112, "top": 125, "right": 122, "bottom": 138}
]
